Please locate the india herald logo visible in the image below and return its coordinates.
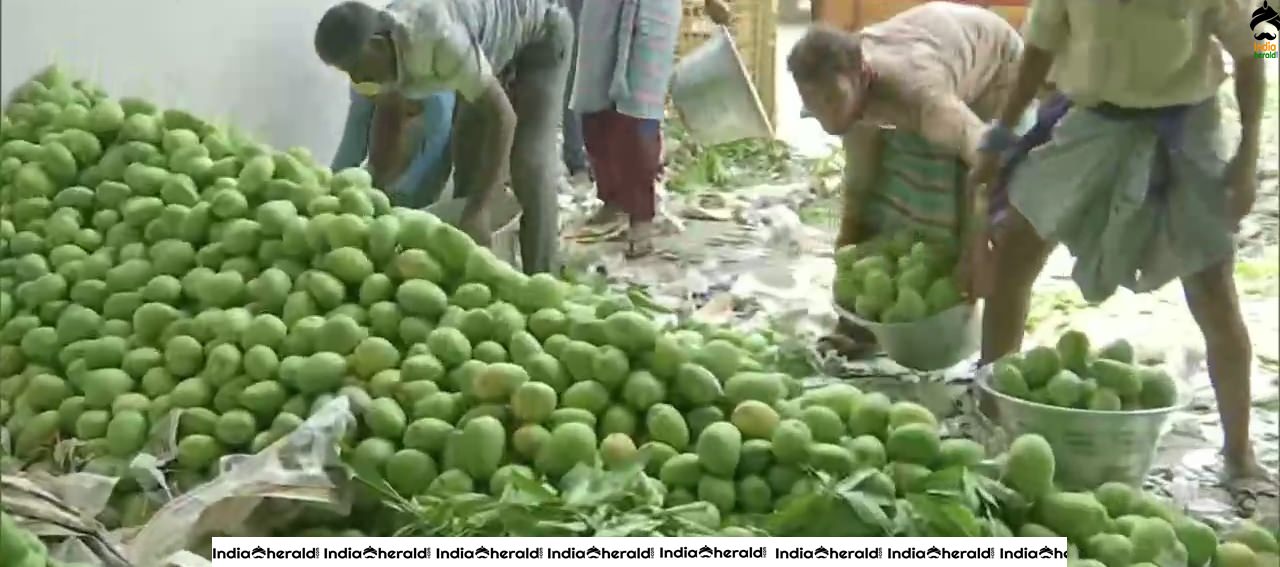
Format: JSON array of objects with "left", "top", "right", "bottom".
[
  {"left": 1252, "top": 1, "right": 1280, "bottom": 40},
  {"left": 1252, "top": 1, "right": 1279, "bottom": 58}
]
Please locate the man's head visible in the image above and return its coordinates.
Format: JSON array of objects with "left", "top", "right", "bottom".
[
  {"left": 315, "top": 1, "right": 398, "bottom": 90},
  {"left": 787, "top": 25, "right": 869, "bottom": 135}
]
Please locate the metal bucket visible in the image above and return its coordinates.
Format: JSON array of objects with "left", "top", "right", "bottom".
[
  {"left": 670, "top": 26, "right": 774, "bottom": 146},
  {"left": 425, "top": 190, "right": 522, "bottom": 270},
  {"left": 834, "top": 301, "right": 982, "bottom": 371},
  {"left": 974, "top": 365, "right": 1185, "bottom": 490}
]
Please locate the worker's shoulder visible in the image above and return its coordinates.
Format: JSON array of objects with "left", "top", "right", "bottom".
[
  {"left": 385, "top": 0, "right": 452, "bottom": 25},
  {"left": 387, "top": 0, "right": 503, "bottom": 40}
]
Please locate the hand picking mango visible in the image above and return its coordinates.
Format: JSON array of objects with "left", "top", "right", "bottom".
[
  {"left": 833, "top": 229, "right": 963, "bottom": 324},
  {"left": 989, "top": 330, "right": 1180, "bottom": 411}
]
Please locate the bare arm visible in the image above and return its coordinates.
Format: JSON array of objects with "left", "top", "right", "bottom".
[
  {"left": 955, "top": 47, "right": 1052, "bottom": 242},
  {"left": 391, "top": 92, "right": 457, "bottom": 205},
  {"left": 837, "top": 124, "right": 883, "bottom": 247},
  {"left": 459, "top": 76, "right": 517, "bottom": 223},
  {"left": 368, "top": 92, "right": 409, "bottom": 188},
  {"left": 996, "top": 0, "right": 1063, "bottom": 129},
  {"left": 917, "top": 94, "right": 987, "bottom": 168},
  {"left": 403, "top": 8, "right": 513, "bottom": 231},
  {"left": 1209, "top": 0, "right": 1266, "bottom": 221},
  {"left": 1234, "top": 54, "right": 1265, "bottom": 155},
  {"left": 994, "top": 46, "right": 1055, "bottom": 130},
  {"left": 705, "top": 0, "right": 731, "bottom": 25},
  {"left": 331, "top": 87, "right": 376, "bottom": 170},
  {"left": 1221, "top": 6, "right": 1264, "bottom": 160}
]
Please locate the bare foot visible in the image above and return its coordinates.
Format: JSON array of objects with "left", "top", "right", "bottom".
[
  {"left": 626, "top": 221, "right": 655, "bottom": 259},
  {"left": 817, "top": 323, "right": 879, "bottom": 360},
  {"left": 1224, "top": 448, "right": 1273, "bottom": 482},
  {"left": 587, "top": 204, "right": 624, "bottom": 226}
]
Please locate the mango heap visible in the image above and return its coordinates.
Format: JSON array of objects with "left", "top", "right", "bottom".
[
  {"left": 990, "top": 330, "right": 1179, "bottom": 411},
  {"left": 0, "top": 68, "right": 959, "bottom": 528},
  {"left": 1002, "top": 435, "right": 1279, "bottom": 567},
  {"left": 2, "top": 68, "right": 1274, "bottom": 553},
  {"left": 833, "top": 230, "right": 963, "bottom": 324}
]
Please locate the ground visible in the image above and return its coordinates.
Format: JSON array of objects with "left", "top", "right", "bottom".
[{"left": 556, "top": 23, "right": 1280, "bottom": 529}]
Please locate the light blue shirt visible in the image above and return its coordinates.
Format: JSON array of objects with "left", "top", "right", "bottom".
[
  {"left": 331, "top": 87, "right": 456, "bottom": 207},
  {"left": 570, "top": 0, "right": 682, "bottom": 121}
]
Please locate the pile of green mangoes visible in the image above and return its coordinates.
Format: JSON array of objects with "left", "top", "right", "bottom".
[
  {"left": 2, "top": 67, "right": 1268, "bottom": 555},
  {"left": 991, "top": 330, "right": 1178, "bottom": 411},
  {"left": 1001, "top": 435, "right": 1279, "bottom": 567},
  {"left": 0, "top": 67, "right": 975, "bottom": 533},
  {"left": 0, "top": 511, "right": 93, "bottom": 567},
  {"left": 833, "top": 230, "right": 963, "bottom": 324}
]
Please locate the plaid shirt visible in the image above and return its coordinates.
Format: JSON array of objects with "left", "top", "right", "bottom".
[{"left": 570, "top": 0, "right": 683, "bottom": 120}]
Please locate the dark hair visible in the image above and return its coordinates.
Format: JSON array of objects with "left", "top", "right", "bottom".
[
  {"left": 787, "top": 25, "right": 863, "bottom": 84},
  {"left": 315, "top": 1, "right": 388, "bottom": 66}
]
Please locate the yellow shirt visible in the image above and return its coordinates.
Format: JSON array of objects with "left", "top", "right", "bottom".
[{"left": 1023, "top": 0, "right": 1256, "bottom": 108}]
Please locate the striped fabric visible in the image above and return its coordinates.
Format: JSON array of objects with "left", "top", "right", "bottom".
[
  {"left": 858, "top": 105, "right": 1038, "bottom": 244},
  {"left": 859, "top": 129, "right": 967, "bottom": 243},
  {"left": 570, "top": 0, "right": 683, "bottom": 121},
  {"left": 1009, "top": 97, "right": 1234, "bottom": 302}
]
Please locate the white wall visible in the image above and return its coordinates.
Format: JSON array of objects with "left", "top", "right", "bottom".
[{"left": 1, "top": 0, "right": 356, "bottom": 164}]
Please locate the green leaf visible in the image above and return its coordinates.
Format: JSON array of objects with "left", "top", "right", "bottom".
[
  {"left": 891, "top": 499, "right": 918, "bottom": 535},
  {"left": 921, "top": 465, "right": 967, "bottom": 492},
  {"left": 766, "top": 491, "right": 827, "bottom": 535},
  {"left": 626, "top": 287, "right": 673, "bottom": 315},
  {"left": 835, "top": 467, "right": 880, "bottom": 492},
  {"left": 501, "top": 473, "right": 559, "bottom": 506},
  {"left": 509, "top": 511, "right": 586, "bottom": 536},
  {"left": 921, "top": 466, "right": 982, "bottom": 511},
  {"left": 905, "top": 493, "right": 984, "bottom": 537},
  {"left": 837, "top": 490, "right": 893, "bottom": 535},
  {"left": 596, "top": 514, "right": 664, "bottom": 536},
  {"left": 982, "top": 517, "right": 1014, "bottom": 537},
  {"left": 833, "top": 469, "right": 896, "bottom": 508},
  {"left": 974, "top": 474, "right": 1031, "bottom": 526},
  {"left": 561, "top": 463, "right": 645, "bottom": 508}
]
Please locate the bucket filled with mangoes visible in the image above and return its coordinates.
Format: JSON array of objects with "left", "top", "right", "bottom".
[
  {"left": 975, "top": 329, "right": 1187, "bottom": 489},
  {"left": 832, "top": 230, "right": 978, "bottom": 371}
]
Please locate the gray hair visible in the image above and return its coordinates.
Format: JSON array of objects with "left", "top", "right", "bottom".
[{"left": 315, "top": 1, "right": 393, "bottom": 66}]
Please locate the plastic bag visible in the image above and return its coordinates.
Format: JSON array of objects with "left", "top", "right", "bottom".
[{"left": 122, "top": 396, "right": 354, "bottom": 565}]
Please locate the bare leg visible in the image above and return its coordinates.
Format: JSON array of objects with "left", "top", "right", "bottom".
[
  {"left": 624, "top": 117, "right": 663, "bottom": 258},
  {"left": 979, "top": 209, "right": 1055, "bottom": 363},
  {"left": 626, "top": 219, "right": 655, "bottom": 258},
  {"left": 587, "top": 204, "right": 625, "bottom": 226},
  {"left": 560, "top": 0, "right": 589, "bottom": 177},
  {"left": 1181, "top": 257, "right": 1262, "bottom": 479},
  {"left": 579, "top": 111, "right": 624, "bottom": 225},
  {"left": 449, "top": 100, "right": 485, "bottom": 203},
  {"left": 508, "top": 7, "right": 574, "bottom": 274}
]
